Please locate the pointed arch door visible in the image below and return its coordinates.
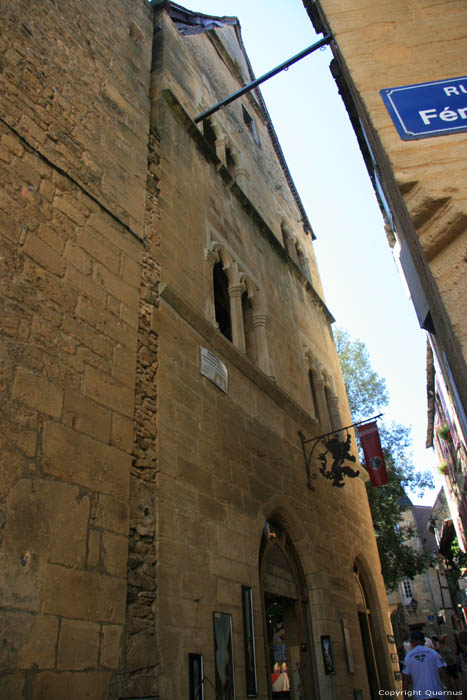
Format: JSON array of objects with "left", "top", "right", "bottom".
[{"left": 259, "top": 520, "right": 319, "bottom": 700}]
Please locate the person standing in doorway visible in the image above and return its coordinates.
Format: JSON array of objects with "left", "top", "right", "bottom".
[{"left": 403, "top": 629, "right": 448, "bottom": 698}]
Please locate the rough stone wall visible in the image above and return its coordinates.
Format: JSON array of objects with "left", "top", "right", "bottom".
[
  {"left": 113, "top": 130, "right": 161, "bottom": 700},
  {"left": 311, "top": 0, "right": 467, "bottom": 406},
  {"left": 0, "top": 1, "right": 153, "bottom": 697}
]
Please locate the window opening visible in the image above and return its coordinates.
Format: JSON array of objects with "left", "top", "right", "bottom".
[
  {"left": 213, "top": 261, "right": 232, "bottom": 341},
  {"left": 225, "top": 146, "right": 236, "bottom": 176},
  {"left": 242, "top": 105, "right": 259, "bottom": 144},
  {"left": 401, "top": 579, "right": 414, "bottom": 602},
  {"left": 260, "top": 520, "right": 318, "bottom": 699},
  {"left": 202, "top": 118, "right": 217, "bottom": 150}
]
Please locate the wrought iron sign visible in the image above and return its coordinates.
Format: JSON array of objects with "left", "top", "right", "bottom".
[{"left": 298, "top": 414, "right": 383, "bottom": 490}]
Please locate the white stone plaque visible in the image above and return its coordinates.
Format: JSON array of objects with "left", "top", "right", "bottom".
[{"left": 200, "top": 347, "right": 228, "bottom": 394}]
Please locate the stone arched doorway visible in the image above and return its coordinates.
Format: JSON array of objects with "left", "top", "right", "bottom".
[
  {"left": 354, "top": 563, "right": 380, "bottom": 697},
  {"left": 259, "top": 519, "right": 319, "bottom": 699},
  {"left": 353, "top": 558, "right": 393, "bottom": 697}
]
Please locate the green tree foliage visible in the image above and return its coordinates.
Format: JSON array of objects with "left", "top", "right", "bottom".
[
  {"left": 334, "top": 328, "right": 434, "bottom": 591},
  {"left": 446, "top": 537, "right": 467, "bottom": 591}
]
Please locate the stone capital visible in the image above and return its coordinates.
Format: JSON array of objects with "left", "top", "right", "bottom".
[
  {"left": 252, "top": 312, "right": 268, "bottom": 328},
  {"left": 228, "top": 284, "right": 244, "bottom": 299},
  {"left": 205, "top": 248, "right": 219, "bottom": 266}
]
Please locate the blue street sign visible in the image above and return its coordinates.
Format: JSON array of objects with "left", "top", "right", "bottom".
[{"left": 380, "top": 76, "right": 467, "bottom": 140}]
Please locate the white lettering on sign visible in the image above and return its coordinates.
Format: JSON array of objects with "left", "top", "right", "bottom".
[
  {"left": 200, "top": 347, "right": 228, "bottom": 394},
  {"left": 419, "top": 106, "right": 467, "bottom": 124},
  {"left": 419, "top": 108, "right": 438, "bottom": 124},
  {"left": 444, "top": 83, "right": 467, "bottom": 96}
]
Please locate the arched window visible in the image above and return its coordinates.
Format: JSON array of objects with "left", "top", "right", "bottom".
[
  {"left": 202, "top": 117, "right": 217, "bottom": 150},
  {"left": 259, "top": 520, "right": 318, "bottom": 699},
  {"left": 242, "top": 105, "right": 259, "bottom": 144},
  {"left": 225, "top": 146, "right": 236, "bottom": 177},
  {"left": 213, "top": 261, "right": 232, "bottom": 341}
]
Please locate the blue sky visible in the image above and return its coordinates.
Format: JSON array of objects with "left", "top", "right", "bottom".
[{"left": 176, "top": 0, "right": 441, "bottom": 504}]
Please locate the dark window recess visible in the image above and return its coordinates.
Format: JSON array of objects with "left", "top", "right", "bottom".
[
  {"left": 242, "top": 105, "right": 259, "bottom": 144},
  {"left": 309, "top": 371, "right": 320, "bottom": 421},
  {"left": 202, "top": 118, "right": 217, "bottom": 150},
  {"left": 213, "top": 262, "right": 232, "bottom": 341},
  {"left": 225, "top": 147, "right": 236, "bottom": 176}
]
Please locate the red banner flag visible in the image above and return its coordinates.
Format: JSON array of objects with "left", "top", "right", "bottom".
[{"left": 357, "top": 421, "right": 388, "bottom": 487}]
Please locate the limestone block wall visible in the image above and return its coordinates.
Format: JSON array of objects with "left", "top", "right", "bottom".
[
  {"left": 151, "top": 12, "right": 336, "bottom": 419},
  {"left": 151, "top": 12, "right": 325, "bottom": 303},
  {"left": 0, "top": 0, "right": 153, "bottom": 697},
  {"left": 310, "top": 0, "right": 467, "bottom": 407},
  {"left": 150, "top": 9, "right": 394, "bottom": 699},
  {"left": 154, "top": 289, "right": 391, "bottom": 698}
]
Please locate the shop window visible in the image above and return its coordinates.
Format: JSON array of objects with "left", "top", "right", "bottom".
[
  {"left": 213, "top": 261, "right": 232, "bottom": 341},
  {"left": 242, "top": 105, "right": 259, "bottom": 144}
]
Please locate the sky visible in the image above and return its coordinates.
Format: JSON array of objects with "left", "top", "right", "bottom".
[{"left": 176, "top": 0, "right": 441, "bottom": 505}]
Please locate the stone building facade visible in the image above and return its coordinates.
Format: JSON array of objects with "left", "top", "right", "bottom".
[
  {"left": 304, "top": 0, "right": 467, "bottom": 549},
  {"left": 0, "top": 2, "right": 394, "bottom": 698},
  {"left": 387, "top": 501, "right": 456, "bottom": 648}
]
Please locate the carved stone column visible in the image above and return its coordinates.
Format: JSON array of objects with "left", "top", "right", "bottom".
[
  {"left": 229, "top": 283, "right": 246, "bottom": 353},
  {"left": 252, "top": 311, "right": 273, "bottom": 377}
]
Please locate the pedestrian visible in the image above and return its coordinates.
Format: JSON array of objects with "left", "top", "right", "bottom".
[
  {"left": 438, "top": 634, "right": 460, "bottom": 691},
  {"left": 454, "top": 635, "right": 463, "bottom": 676},
  {"left": 403, "top": 628, "right": 448, "bottom": 699},
  {"left": 402, "top": 632, "right": 411, "bottom": 655}
]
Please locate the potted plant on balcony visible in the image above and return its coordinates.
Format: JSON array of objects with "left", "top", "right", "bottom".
[
  {"left": 437, "top": 461, "right": 449, "bottom": 476},
  {"left": 437, "top": 424, "right": 451, "bottom": 441}
]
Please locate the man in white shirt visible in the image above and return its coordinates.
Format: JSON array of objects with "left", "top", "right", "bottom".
[{"left": 403, "top": 629, "right": 448, "bottom": 699}]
